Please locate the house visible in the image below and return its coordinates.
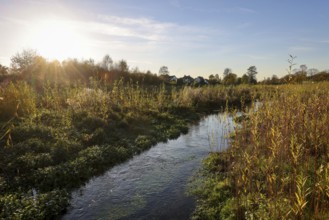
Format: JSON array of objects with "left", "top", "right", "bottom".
[
  {"left": 169, "top": 75, "right": 177, "bottom": 83},
  {"left": 194, "top": 76, "right": 208, "bottom": 86}
]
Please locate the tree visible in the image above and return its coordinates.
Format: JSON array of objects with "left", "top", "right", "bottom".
[
  {"left": 159, "top": 66, "right": 169, "bottom": 75},
  {"left": 31, "top": 56, "right": 47, "bottom": 76},
  {"left": 300, "top": 64, "right": 307, "bottom": 74},
  {"left": 131, "top": 66, "right": 140, "bottom": 74},
  {"left": 307, "top": 68, "right": 319, "bottom": 77},
  {"left": 159, "top": 73, "right": 171, "bottom": 82},
  {"left": 309, "top": 71, "right": 329, "bottom": 82},
  {"left": 293, "top": 68, "right": 300, "bottom": 74},
  {"left": 117, "top": 59, "right": 129, "bottom": 72},
  {"left": 241, "top": 74, "right": 249, "bottom": 84},
  {"left": 271, "top": 74, "right": 280, "bottom": 84},
  {"left": 47, "top": 60, "right": 64, "bottom": 83},
  {"left": 222, "top": 73, "right": 237, "bottom": 85},
  {"left": 0, "top": 64, "right": 8, "bottom": 75},
  {"left": 246, "top": 66, "right": 258, "bottom": 84},
  {"left": 208, "top": 74, "right": 218, "bottom": 85},
  {"left": 100, "top": 54, "right": 113, "bottom": 71},
  {"left": 223, "top": 68, "right": 232, "bottom": 78},
  {"left": 10, "top": 49, "right": 38, "bottom": 74}
]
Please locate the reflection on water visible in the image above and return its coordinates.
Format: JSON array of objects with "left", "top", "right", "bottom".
[{"left": 62, "top": 113, "right": 234, "bottom": 220}]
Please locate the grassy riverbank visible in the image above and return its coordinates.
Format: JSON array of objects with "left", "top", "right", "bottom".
[
  {"left": 191, "top": 83, "right": 329, "bottom": 219},
  {"left": 0, "top": 80, "right": 252, "bottom": 219}
]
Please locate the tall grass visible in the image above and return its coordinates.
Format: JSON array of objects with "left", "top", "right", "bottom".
[
  {"left": 0, "top": 80, "right": 253, "bottom": 219},
  {"left": 192, "top": 83, "right": 329, "bottom": 219},
  {"left": 0, "top": 81, "right": 36, "bottom": 120}
]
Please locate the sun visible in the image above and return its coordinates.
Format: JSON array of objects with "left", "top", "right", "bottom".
[{"left": 25, "top": 19, "right": 87, "bottom": 61}]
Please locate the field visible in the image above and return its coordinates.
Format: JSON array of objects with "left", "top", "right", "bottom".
[
  {"left": 1, "top": 71, "right": 329, "bottom": 219},
  {"left": 191, "top": 83, "right": 329, "bottom": 219},
  {"left": 0, "top": 79, "right": 251, "bottom": 219}
]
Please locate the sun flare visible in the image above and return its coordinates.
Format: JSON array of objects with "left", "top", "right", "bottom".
[{"left": 25, "top": 19, "right": 87, "bottom": 61}]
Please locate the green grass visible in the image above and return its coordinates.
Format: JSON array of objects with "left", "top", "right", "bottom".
[{"left": 0, "top": 80, "right": 252, "bottom": 219}]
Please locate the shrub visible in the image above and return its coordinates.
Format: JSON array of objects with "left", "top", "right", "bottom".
[
  {"left": 0, "top": 190, "right": 69, "bottom": 219},
  {"left": 0, "top": 82, "right": 36, "bottom": 120},
  {"left": 11, "top": 124, "right": 54, "bottom": 143},
  {"left": 134, "top": 135, "right": 153, "bottom": 151},
  {"left": 72, "top": 111, "right": 107, "bottom": 132}
]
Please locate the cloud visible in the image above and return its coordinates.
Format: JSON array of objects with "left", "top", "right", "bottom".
[
  {"left": 4, "top": 13, "right": 213, "bottom": 54},
  {"left": 289, "top": 46, "right": 315, "bottom": 52},
  {"left": 298, "top": 38, "right": 329, "bottom": 44},
  {"left": 237, "top": 7, "right": 256, "bottom": 13},
  {"left": 95, "top": 15, "right": 176, "bottom": 42},
  {"left": 82, "top": 14, "right": 228, "bottom": 51},
  {"left": 164, "top": 4, "right": 255, "bottom": 15}
]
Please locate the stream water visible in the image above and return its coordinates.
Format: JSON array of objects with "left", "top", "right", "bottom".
[{"left": 62, "top": 113, "right": 234, "bottom": 220}]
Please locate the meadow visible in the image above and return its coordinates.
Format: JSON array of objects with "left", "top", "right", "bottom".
[
  {"left": 191, "top": 83, "right": 329, "bottom": 219},
  {"left": 2, "top": 52, "right": 329, "bottom": 219},
  {"left": 0, "top": 77, "right": 251, "bottom": 219}
]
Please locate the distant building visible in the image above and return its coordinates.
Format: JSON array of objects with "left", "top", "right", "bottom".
[
  {"left": 194, "top": 76, "right": 208, "bottom": 86},
  {"left": 169, "top": 75, "right": 177, "bottom": 83}
]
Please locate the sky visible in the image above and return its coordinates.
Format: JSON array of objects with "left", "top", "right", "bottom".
[{"left": 0, "top": 0, "right": 329, "bottom": 79}]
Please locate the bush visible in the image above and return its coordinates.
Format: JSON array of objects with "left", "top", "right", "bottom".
[
  {"left": 73, "top": 111, "right": 107, "bottom": 132},
  {"left": 135, "top": 135, "right": 153, "bottom": 151},
  {"left": 0, "top": 190, "right": 69, "bottom": 219},
  {"left": 11, "top": 124, "right": 54, "bottom": 143},
  {"left": 51, "top": 139, "right": 82, "bottom": 164},
  {"left": 0, "top": 82, "right": 36, "bottom": 120}
]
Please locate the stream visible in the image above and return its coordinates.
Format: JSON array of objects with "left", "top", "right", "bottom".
[{"left": 62, "top": 113, "right": 234, "bottom": 220}]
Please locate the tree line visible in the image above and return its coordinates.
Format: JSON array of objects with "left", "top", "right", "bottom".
[
  {"left": 1, "top": 50, "right": 329, "bottom": 88},
  {"left": 0, "top": 50, "right": 164, "bottom": 89}
]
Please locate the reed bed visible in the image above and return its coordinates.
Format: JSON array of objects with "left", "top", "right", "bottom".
[{"left": 192, "top": 83, "right": 329, "bottom": 219}]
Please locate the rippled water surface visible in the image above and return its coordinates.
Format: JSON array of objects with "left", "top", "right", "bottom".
[{"left": 62, "top": 113, "right": 234, "bottom": 220}]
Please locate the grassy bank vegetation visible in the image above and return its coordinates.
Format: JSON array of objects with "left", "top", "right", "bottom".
[
  {"left": 191, "top": 83, "right": 329, "bottom": 219},
  {"left": 0, "top": 77, "right": 252, "bottom": 218}
]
